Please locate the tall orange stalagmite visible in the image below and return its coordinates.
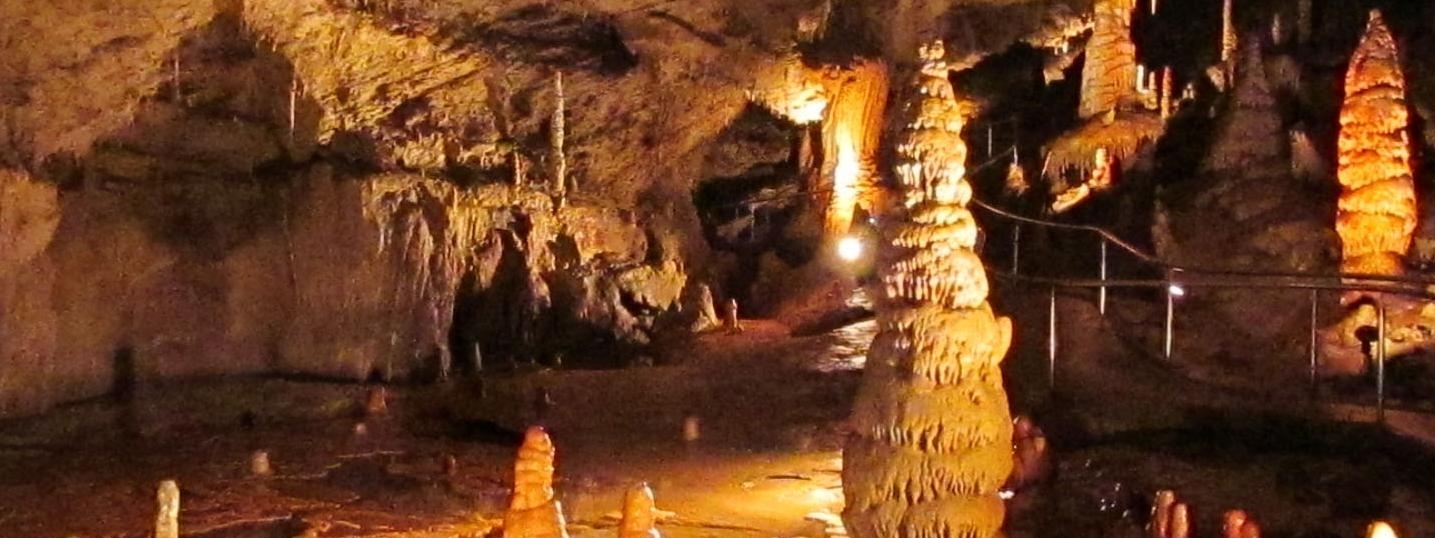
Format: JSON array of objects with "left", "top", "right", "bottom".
[
  {"left": 842, "top": 41, "right": 1014, "bottom": 538},
  {"left": 504, "top": 427, "right": 569, "bottom": 538},
  {"left": 1336, "top": 10, "right": 1416, "bottom": 277},
  {"left": 1080, "top": 0, "right": 1139, "bottom": 120}
]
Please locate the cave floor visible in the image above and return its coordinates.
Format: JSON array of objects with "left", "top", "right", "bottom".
[
  {"left": 0, "top": 320, "right": 863, "bottom": 538},
  {"left": 2, "top": 302, "right": 1435, "bottom": 537}
]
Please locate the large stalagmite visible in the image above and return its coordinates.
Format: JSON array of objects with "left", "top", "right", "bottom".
[
  {"left": 1319, "top": 10, "right": 1435, "bottom": 377},
  {"left": 842, "top": 41, "right": 1014, "bottom": 538},
  {"left": 1336, "top": 10, "right": 1416, "bottom": 277}
]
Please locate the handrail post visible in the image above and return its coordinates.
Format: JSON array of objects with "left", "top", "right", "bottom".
[
  {"left": 1048, "top": 286, "right": 1058, "bottom": 391},
  {"left": 1308, "top": 289, "right": 1318, "bottom": 397},
  {"left": 1376, "top": 299, "right": 1386, "bottom": 425},
  {"left": 1098, "top": 239, "right": 1108, "bottom": 315},
  {"left": 1164, "top": 272, "right": 1176, "bottom": 360},
  {"left": 1011, "top": 224, "right": 1021, "bottom": 275}
]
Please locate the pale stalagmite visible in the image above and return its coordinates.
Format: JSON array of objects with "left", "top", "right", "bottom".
[
  {"left": 1336, "top": 10, "right": 1416, "bottom": 277},
  {"left": 504, "top": 426, "right": 569, "bottom": 538},
  {"left": 1079, "top": 0, "right": 1139, "bottom": 119},
  {"left": 618, "top": 483, "right": 660, "bottom": 538},
  {"left": 156, "top": 479, "right": 180, "bottom": 538},
  {"left": 842, "top": 41, "right": 1014, "bottom": 538},
  {"left": 1367, "top": 521, "right": 1399, "bottom": 538}
]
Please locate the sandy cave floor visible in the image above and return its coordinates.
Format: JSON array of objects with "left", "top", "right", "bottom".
[{"left": 0, "top": 300, "right": 1434, "bottom": 538}]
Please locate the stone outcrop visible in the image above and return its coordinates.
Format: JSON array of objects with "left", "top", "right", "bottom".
[
  {"left": 1334, "top": 10, "right": 1416, "bottom": 278},
  {"left": 1158, "top": 36, "right": 1335, "bottom": 276},
  {"left": 1317, "top": 11, "right": 1430, "bottom": 377},
  {"left": 1079, "top": 0, "right": 1138, "bottom": 120},
  {"left": 505, "top": 426, "right": 568, "bottom": 538},
  {"left": 843, "top": 41, "right": 1013, "bottom": 538},
  {"left": 618, "top": 483, "right": 661, "bottom": 538}
]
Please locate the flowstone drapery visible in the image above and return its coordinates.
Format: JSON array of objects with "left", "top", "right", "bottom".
[{"left": 842, "top": 41, "right": 1014, "bottom": 538}]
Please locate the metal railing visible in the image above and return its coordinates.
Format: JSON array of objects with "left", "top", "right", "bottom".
[{"left": 969, "top": 195, "right": 1435, "bottom": 424}]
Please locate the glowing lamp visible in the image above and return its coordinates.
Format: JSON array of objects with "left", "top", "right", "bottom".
[
  {"left": 1168, "top": 284, "right": 1185, "bottom": 297},
  {"left": 838, "top": 236, "right": 864, "bottom": 262},
  {"left": 1368, "top": 522, "right": 1398, "bottom": 538}
]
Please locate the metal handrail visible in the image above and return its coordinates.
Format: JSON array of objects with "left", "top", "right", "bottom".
[
  {"left": 969, "top": 194, "right": 1435, "bottom": 301},
  {"left": 970, "top": 194, "right": 1434, "bottom": 424}
]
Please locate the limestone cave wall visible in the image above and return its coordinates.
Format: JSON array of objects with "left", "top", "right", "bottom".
[{"left": 0, "top": 0, "right": 1092, "bottom": 417}]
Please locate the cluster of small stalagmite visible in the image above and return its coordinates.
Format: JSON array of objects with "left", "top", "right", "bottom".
[
  {"left": 1150, "top": 490, "right": 1189, "bottom": 538},
  {"left": 505, "top": 427, "right": 569, "bottom": 538},
  {"left": 1335, "top": 10, "right": 1416, "bottom": 277},
  {"left": 842, "top": 41, "right": 1014, "bottom": 538},
  {"left": 1079, "top": 0, "right": 1139, "bottom": 120}
]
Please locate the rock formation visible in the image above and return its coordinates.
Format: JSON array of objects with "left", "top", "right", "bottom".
[
  {"left": 842, "top": 41, "right": 1014, "bottom": 538},
  {"left": 1045, "top": 0, "right": 1163, "bottom": 207},
  {"left": 1159, "top": 35, "right": 1334, "bottom": 276},
  {"left": 1079, "top": 0, "right": 1139, "bottom": 120},
  {"left": 0, "top": 0, "right": 735, "bottom": 417},
  {"left": 1204, "top": 37, "right": 1281, "bottom": 176},
  {"left": 504, "top": 426, "right": 568, "bottom": 538},
  {"left": 818, "top": 60, "right": 890, "bottom": 236},
  {"left": 1335, "top": 10, "right": 1416, "bottom": 278},
  {"left": 618, "top": 483, "right": 660, "bottom": 538},
  {"left": 1316, "top": 11, "right": 1432, "bottom": 376},
  {"left": 1004, "top": 416, "right": 1051, "bottom": 491},
  {"left": 156, "top": 479, "right": 180, "bottom": 538}
]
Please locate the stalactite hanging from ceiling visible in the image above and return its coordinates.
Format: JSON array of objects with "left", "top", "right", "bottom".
[
  {"left": 842, "top": 40, "right": 1014, "bottom": 538},
  {"left": 1079, "top": 0, "right": 1138, "bottom": 120},
  {"left": 1221, "top": 0, "right": 1237, "bottom": 66},
  {"left": 1335, "top": 10, "right": 1416, "bottom": 277}
]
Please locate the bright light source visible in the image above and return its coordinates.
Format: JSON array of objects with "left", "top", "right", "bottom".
[
  {"left": 998, "top": 489, "right": 1016, "bottom": 500},
  {"left": 1368, "top": 522, "right": 1399, "bottom": 538},
  {"left": 1168, "top": 284, "right": 1186, "bottom": 297},
  {"left": 837, "top": 236, "right": 864, "bottom": 262}
]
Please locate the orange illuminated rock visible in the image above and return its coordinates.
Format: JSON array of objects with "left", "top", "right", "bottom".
[
  {"left": 1336, "top": 10, "right": 1416, "bottom": 277},
  {"left": 1151, "top": 490, "right": 1176, "bottom": 537},
  {"left": 842, "top": 41, "right": 1013, "bottom": 538},
  {"left": 818, "top": 60, "right": 890, "bottom": 236},
  {"left": 1169, "top": 503, "right": 1190, "bottom": 538},
  {"left": 618, "top": 483, "right": 660, "bottom": 538},
  {"left": 1080, "top": 0, "right": 1139, "bottom": 119},
  {"left": 1005, "top": 416, "right": 1052, "bottom": 490},
  {"left": 504, "top": 427, "right": 568, "bottom": 538},
  {"left": 1223, "top": 510, "right": 1249, "bottom": 538}
]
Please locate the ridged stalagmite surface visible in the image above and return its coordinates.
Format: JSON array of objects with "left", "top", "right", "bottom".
[
  {"left": 842, "top": 41, "right": 1013, "bottom": 538},
  {"left": 504, "top": 427, "right": 568, "bottom": 538},
  {"left": 618, "top": 483, "right": 660, "bottom": 538},
  {"left": 1336, "top": 11, "right": 1416, "bottom": 277},
  {"left": 1079, "top": 0, "right": 1139, "bottom": 120}
]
